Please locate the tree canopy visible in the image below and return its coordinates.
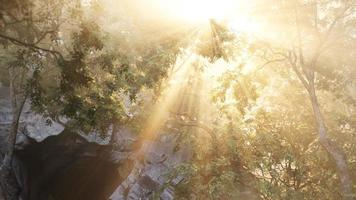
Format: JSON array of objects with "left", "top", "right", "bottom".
[{"left": 0, "top": 0, "right": 355, "bottom": 199}]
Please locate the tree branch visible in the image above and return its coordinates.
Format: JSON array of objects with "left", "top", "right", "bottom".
[
  {"left": 0, "top": 33, "right": 65, "bottom": 61},
  {"left": 287, "top": 50, "right": 310, "bottom": 92}
]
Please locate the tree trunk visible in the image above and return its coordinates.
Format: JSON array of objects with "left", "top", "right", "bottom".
[{"left": 308, "top": 83, "right": 353, "bottom": 200}]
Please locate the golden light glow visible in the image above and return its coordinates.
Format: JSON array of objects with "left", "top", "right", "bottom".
[
  {"left": 151, "top": 0, "right": 264, "bottom": 40},
  {"left": 139, "top": 51, "right": 194, "bottom": 141},
  {"left": 180, "top": 0, "right": 234, "bottom": 22},
  {"left": 158, "top": 0, "right": 238, "bottom": 23},
  {"left": 126, "top": 0, "right": 265, "bottom": 145}
]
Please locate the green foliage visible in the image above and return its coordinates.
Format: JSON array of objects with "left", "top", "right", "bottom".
[
  {"left": 170, "top": 1, "right": 356, "bottom": 198},
  {"left": 0, "top": 0, "right": 185, "bottom": 134},
  {"left": 196, "top": 19, "right": 237, "bottom": 62},
  {"left": 1, "top": 0, "right": 355, "bottom": 199}
]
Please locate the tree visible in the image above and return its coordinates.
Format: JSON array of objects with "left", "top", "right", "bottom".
[
  {"left": 1, "top": 0, "right": 355, "bottom": 199},
  {"left": 170, "top": 1, "right": 355, "bottom": 199},
  {"left": 253, "top": 0, "right": 355, "bottom": 198},
  {"left": 0, "top": 0, "right": 187, "bottom": 199},
  {"left": 0, "top": 0, "right": 72, "bottom": 198}
]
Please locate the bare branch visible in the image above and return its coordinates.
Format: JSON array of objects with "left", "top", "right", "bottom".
[
  {"left": 287, "top": 50, "right": 310, "bottom": 92},
  {"left": 311, "top": 3, "right": 353, "bottom": 68},
  {"left": 34, "top": 30, "right": 56, "bottom": 45},
  {"left": 0, "top": 33, "right": 65, "bottom": 61},
  {"left": 256, "top": 58, "right": 286, "bottom": 72},
  {"left": 169, "top": 111, "right": 216, "bottom": 140},
  {"left": 176, "top": 120, "right": 217, "bottom": 141}
]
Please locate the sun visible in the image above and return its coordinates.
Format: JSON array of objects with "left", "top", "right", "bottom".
[
  {"left": 181, "top": 0, "right": 235, "bottom": 22},
  {"left": 158, "top": 0, "right": 237, "bottom": 23}
]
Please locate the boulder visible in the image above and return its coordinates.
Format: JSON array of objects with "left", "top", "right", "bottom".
[
  {"left": 0, "top": 86, "right": 64, "bottom": 145},
  {"left": 110, "top": 132, "right": 191, "bottom": 200}
]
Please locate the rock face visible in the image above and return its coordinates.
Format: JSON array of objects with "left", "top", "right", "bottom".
[
  {"left": 0, "top": 86, "right": 64, "bottom": 148},
  {"left": 0, "top": 86, "right": 126, "bottom": 200},
  {"left": 1, "top": 85, "right": 192, "bottom": 200},
  {"left": 18, "top": 110, "right": 64, "bottom": 143},
  {"left": 13, "top": 128, "right": 189, "bottom": 200},
  {"left": 0, "top": 87, "right": 12, "bottom": 153},
  {"left": 110, "top": 133, "right": 191, "bottom": 200}
]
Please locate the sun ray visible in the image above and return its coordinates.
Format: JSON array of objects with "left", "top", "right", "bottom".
[{"left": 138, "top": 51, "right": 196, "bottom": 142}]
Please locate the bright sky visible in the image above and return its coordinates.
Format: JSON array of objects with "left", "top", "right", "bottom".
[
  {"left": 157, "top": 0, "right": 239, "bottom": 22},
  {"left": 106, "top": 0, "right": 247, "bottom": 24}
]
